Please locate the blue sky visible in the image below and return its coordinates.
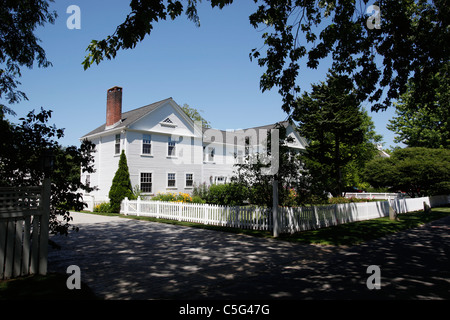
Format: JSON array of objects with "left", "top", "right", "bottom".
[{"left": 5, "top": 1, "right": 399, "bottom": 148}]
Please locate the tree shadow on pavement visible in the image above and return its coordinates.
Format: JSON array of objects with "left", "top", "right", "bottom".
[{"left": 48, "top": 215, "right": 450, "bottom": 300}]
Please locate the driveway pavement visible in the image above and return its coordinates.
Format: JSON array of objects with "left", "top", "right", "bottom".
[{"left": 47, "top": 212, "right": 450, "bottom": 300}]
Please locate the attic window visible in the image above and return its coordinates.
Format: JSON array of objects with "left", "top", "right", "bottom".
[{"left": 160, "top": 117, "right": 177, "bottom": 127}]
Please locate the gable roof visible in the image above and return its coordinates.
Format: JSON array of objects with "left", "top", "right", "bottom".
[
  {"left": 81, "top": 97, "right": 305, "bottom": 149},
  {"left": 201, "top": 120, "right": 308, "bottom": 149},
  {"left": 81, "top": 98, "right": 173, "bottom": 138},
  {"left": 201, "top": 120, "right": 290, "bottom": 135}
]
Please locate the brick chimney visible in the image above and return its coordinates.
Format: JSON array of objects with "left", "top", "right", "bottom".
[{"left": 106, "top": 86, "right": 122, "bottom": 127}]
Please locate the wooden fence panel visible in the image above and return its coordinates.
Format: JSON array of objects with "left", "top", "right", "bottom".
[{"left": 0, "top": 186, "right": 49, "bottom": 280}]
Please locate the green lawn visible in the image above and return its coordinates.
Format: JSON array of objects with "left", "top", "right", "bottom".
[
  {"left": 278, "top": 206, "right": 450, "bottom": 246},
  {"left": 0, "top": 273, "right": 99, "bottom": 300}
]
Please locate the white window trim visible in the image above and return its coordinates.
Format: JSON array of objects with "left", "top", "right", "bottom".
[
  {"left": 214, "top": 176, "right": 227, "bottom": 185},
  {"left": 167, "top": 137, "right": 177, "bottom": 158},
  {"left": 185, "top": 173, "right": 194, "bottom": 189},
  {"left": 139, "top": 171, "right": 154, "bottom": 195},
  {"left": 203, "top": 146, "right": 216, "bottom": 163},
  {"left": 141, "top": 134, "right": 153, "bottom": 157},
  {"left": 114, "top": 133, "right": 121, "bottom": 155},
  {"left": 166, "top": 172, "right": 177, "bottom": 189}
]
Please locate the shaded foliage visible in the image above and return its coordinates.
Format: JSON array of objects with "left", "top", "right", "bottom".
[
  {"left": 363, "top": 147, "right": 450, "bottom": 197},
  {"left": 293, "top": 72, "right": 380, "bottom": 198},
  {"left": 0, "top": 0, "right": 57, "bottom": 114},
  {"left": 0, "top": 107, "right": 95, "bottom": 235},
  {"left": 83, "top": 0, "right": 449, "bottom": 113},
  {"left": 387, "top": 62, "right": 450, "bottom": 148},
  {"left": 232, "top": 122, "right": 303, "bottom": 207}
]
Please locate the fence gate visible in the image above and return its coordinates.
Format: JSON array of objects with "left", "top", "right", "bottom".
[{"left": 0, "top": 184, "right": 50, "bottom": 280}]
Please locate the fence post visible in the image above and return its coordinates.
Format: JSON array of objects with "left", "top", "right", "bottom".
[
  {"left": 178, "top": 201, "right": 182, "bottom": 221},
  {"left": 125, "top": 197, "right": 129, "bottom": 215},
  {"left": 273, "top": 179, "right": 279, "bottom": 237},
  {"left": 156, "top": 201, "right": 160, "bottom": 219},
  {"left": 38, "top": 177, "right": 51, "bottom": 275},
  {"left": 333, "top": 204, "right": 339, "bottom": 225},
  {"left": 137, "top": 197, "right": 141, "bottom": 216},
  {"left": 314, "top": 205, "right": 319, "bottom": 228}
]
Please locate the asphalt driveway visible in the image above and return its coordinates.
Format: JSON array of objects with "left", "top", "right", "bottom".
[{"left": 47, "top": 212, "right": 450, "bottom": 300}]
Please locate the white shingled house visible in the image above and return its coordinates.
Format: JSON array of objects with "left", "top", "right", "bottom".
[{"left": 80, "top": 86, "right": 307, "bottom": 207}]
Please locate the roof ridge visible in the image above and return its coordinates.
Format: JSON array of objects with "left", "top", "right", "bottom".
[
  {"left": 122, "top": 97, "right": 172, "bottom": 116},
  {"left": 207, "top": 120, "right": 292, "bottom": 131},
  {"left": 81, "top": 97, "right": 173, "bottom": 138}
]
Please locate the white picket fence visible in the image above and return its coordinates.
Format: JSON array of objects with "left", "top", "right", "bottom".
[
  {"left": 0, "top": 185, "right": 50, "bottom": 279},
  {"left": 121, "top": 195, "right": 450, "bottom": 234},
  {"left": 121, "top": 198, "right": 273, "bottom": 230}
]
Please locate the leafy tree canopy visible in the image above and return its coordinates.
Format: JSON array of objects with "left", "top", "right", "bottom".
[
  {"left": 181, "top": 103, "right": 211, "bottom": 128},
  {"left": 387, "top": 61, "right": 450, "bottom": 148},
  {"left": 82, "top": 0, "right": 449, "bottom": 114},
  {"left": 293, "top": 72, "right": 380, "bottom": 197},
  {"left": 232, "top": 122, "right": 303, "bottom": 207},
  {"left": 0, "top": 107, "right": 96, "bottom": 235},
  {"left": 0, "top": 0, "right": 57, "bottom": 114},
  {"left": 363, "top": 147, "right": 450, "bottom": 197}
]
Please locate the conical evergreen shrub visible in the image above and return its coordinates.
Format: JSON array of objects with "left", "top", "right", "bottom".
[{"left": 109, "top": 150, "right": 133, "bottom": 213}]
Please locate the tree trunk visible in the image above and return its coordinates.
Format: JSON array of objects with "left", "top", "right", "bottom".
[{"left": 334, "top": 136, "right": 343, "bottom": 197}]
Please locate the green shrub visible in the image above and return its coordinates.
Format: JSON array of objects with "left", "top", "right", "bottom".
[
  {"left": 108, "top": 151, "right": 134, "bottom": 213},
  {"left": 282, "top": 188, "right": 298, "bottom": 207},
  {"left": 191, "top": 195, "right": 206, "bottom": 204},
  {"left": 328, "top": 196, "right": 379, "bottom": 204},
  {"left": 294, "top": 191, "right": 328, "bottom": 206},
  {"left": 193, "top": 182, "right": 209, "bottom": 199},
  {"left": 93, "top": 202, "right": 112, "bottom": 213},
  {"left": 247, "top": 183, "right": 271, "bottom": 207},
  {"left": 151, "top": 192, "right": 193, "bottom": 203},
  {"left": 206, "top": 183, "right": 248, "bottom": 206},
  {"left": 152, "top": 192, "right": 177, "bottom": 202}
]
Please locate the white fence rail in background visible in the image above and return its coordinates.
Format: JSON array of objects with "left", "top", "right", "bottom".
[
  {"left": 344, "top": 192, "right": 405, "bottom": 200},
  {"left": 83, "top": 195, "right": 110, "bottom": 212},
  {"left": 121, "top": 195, "right": 450, "bottom": 234},
  {"left": 0, "top": 186, "right": 50, "bottom": 279}
]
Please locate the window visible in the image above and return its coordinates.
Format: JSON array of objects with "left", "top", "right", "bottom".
[
  {"left": 215, "top": 176, "right": 226, "bottom": 185},
  {"left": 115, "top": 134, "right": 120, "bottom": 154},
  {"left": 167, "top": 173, "right": 176, "bottom": 188},
  {"left": 245, "top": 136, "right": 250, "bottom": 156},
  {"left": 185, "top": 173, "right": 193, "bottom": 188},
  {"left": 142, "top": 134, "right": 152, "bottom": 154},
  {"left": 208, "top": 147, "right": 215, "bottom": 162},
  {"left": 140, "top": 173, "right": 152, "bottom": 193},
  {"left": 168, "top": 137, "right": 176, "bottom": 156}
]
